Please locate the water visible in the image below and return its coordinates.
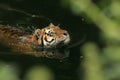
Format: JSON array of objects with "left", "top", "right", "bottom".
[{"left": 0, "top": 0, "right": 101, "bottom": 80}]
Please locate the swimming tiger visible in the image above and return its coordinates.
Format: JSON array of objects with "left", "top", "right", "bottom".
[{"left": 0, "top": 23, "right": 70, "bottom": 54}]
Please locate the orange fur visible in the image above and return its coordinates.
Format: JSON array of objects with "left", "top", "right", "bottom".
[{"left": 0, "top": 24, "right": 70, "bottom": 54}]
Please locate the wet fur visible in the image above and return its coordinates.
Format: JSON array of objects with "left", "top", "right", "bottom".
[
  {"left": 0, "top": 25, "right": 34, "bottom": 52},
  {"left": 0, "top": 24, "right": 70, "bottom": 54}
]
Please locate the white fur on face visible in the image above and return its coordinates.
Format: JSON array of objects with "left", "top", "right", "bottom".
[
  {"left": 56, "top": 33, "right": 70, "bottom": 45},
  {"left": 40, "top": 24, "right": 70, "bottom": 48},
  {"left": 63, "top": 34, "right": 70, "bottom": 44},
  {"left": 43, "top": 28, "right": 56, "bottom": 48},
  {"left": 46, "top": 36, "right": 54, "bottom": 42},
  {"left": 43, "top": 36, "right": 56, "bottom": 48}
]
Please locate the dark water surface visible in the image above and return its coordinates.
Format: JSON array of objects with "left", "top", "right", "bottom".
[{"left": 0, "top": 0, "right": 102, "bottom": 80}]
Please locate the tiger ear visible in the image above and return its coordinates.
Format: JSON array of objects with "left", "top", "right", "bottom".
[
  {"left": 57, "top": 24, "right": 60, "bottom": 28},
  {"left": 57, "top": 24, "right": 60, "bottom": 26},
  {"left": 34, "top": 29, "right": 41, "bottom": 37},
  {"left": 32, "top": 29, "right": 41, "bottom": 42},
  {"left": 49, "top": 23, "right": 54, "bottom": 26}
]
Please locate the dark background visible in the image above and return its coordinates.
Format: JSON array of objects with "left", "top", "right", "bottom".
[{"left": 0, "top": 0, "right": 102, "bottom": 80}]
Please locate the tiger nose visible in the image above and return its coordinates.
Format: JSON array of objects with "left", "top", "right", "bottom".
[{"left": 63, "top": 32, "right": 68, "bottom": 36}]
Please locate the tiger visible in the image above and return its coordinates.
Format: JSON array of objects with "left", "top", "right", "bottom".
[{"left": 0, "top": 23, "right": 70, "bottom": 54}]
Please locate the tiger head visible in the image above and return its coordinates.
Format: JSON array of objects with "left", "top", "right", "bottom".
[{"left": 32, "top": 23, "right": 70, "bottom": 48}]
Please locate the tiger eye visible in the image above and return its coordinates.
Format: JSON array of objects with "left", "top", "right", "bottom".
[
  {"left": 50, "top": 32, "right": 55, "bottom": 34},
  {"left": 48, "top": 31, "right": 51, "bottom": 33}
]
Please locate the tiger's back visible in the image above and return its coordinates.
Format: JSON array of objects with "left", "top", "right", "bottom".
[
  {"left": 0, "top": 23, "right": 70, "bottom": 53},
  {"left": 0, "top": 25, "right": 33, "bottom": 52}
]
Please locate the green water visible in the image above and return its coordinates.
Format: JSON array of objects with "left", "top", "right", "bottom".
[{"left": 0, "top": 0, "right": 101, "bottom": 80}]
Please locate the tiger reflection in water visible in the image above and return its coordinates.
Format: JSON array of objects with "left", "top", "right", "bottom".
[{"left": 0, "top": 23, "right": 70, "bottom": 59}]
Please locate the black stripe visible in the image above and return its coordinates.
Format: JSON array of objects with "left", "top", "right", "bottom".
[{"left": 41, "top": 35, "right": 44, "bottom": 47}]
